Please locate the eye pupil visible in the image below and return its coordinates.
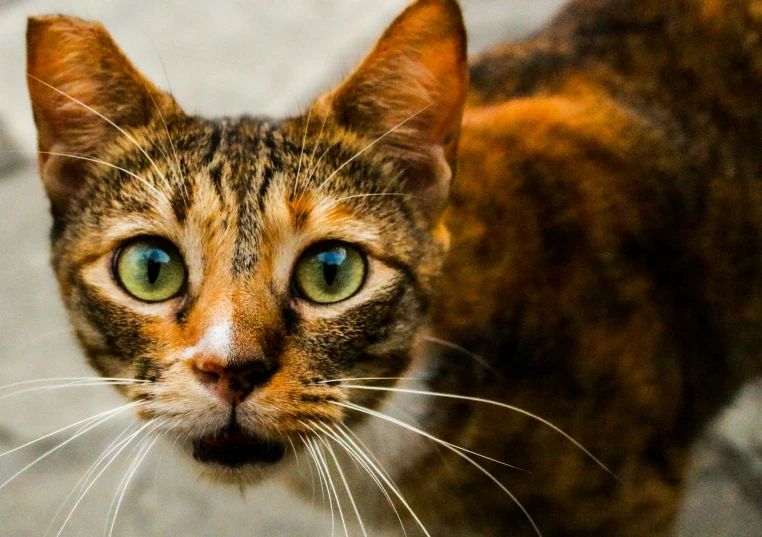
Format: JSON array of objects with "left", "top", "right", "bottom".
[
  {"left": 319, "top": 248, "right": 347, "bottom": 287},
  {"left": 323, "top": 262, "right": 338, "bottom": 286},
  {"left": 146, "top": 257, "right": 161, "bottom": 285}
]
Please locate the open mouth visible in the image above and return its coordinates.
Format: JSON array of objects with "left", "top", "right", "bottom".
[{"left": 192, "top": 425, "right": 286, "bottom": 468}]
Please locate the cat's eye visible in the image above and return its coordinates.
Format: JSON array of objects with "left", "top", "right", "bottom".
[
  {"left": 114, "top": 237, "right": 186, "bottom": 302},
  {"left": 294, "top": 242, "right": 367, "bottom": 304}
]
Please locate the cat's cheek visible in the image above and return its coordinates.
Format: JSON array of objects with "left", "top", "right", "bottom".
[{"left": 67, "top": 305, "right": 109, "bottom": 352}]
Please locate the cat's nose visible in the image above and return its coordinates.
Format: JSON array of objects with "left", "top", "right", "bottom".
[{"left": 193, "top": 357, "right": 277, "bottom": 405}]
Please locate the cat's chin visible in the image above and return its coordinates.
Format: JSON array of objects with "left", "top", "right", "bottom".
[{"left": 186, "top": 425, "right": 289, "bottom": 485}]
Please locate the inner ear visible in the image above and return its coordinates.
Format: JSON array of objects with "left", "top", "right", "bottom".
[
  {"left": 316, "top": 0, "right": 468, "bottom": 219},
  {"left": 26, "top": 15, "right": 181, "bottom": 218}
]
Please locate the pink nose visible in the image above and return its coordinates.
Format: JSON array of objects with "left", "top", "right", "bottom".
[{"left": 193, "top": 358, "right": 277, "bottom": 404}]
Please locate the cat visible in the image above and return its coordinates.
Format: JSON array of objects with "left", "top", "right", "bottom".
[{"left": 22, "top": 0, "right": 762, "bottom": 535}]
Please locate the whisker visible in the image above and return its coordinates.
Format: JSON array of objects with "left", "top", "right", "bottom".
[
  {"left": 303, "top": 435, "right": 334, "bottom": 535},
  {"left": 303, "top": 141, "right": 339, "bottom": 189},
  {"left": 43, "top": 422, "right": 139, "bottom": 537},
  {"left": 104, "top": 429, "right": 154, "bottom": 534},
  {"left": 327, "top": 421, "right": 422, "bottom": 537},
  {"left": 335, "top": 399, "right": 524, "bottom": 471},
  {"left": 423, "top": 336, "right": 501, "bottom": 374},
  {"left": 298, "top": 93, "right": 334, "bottom": 201},
  {"left": 0, "top": 380, "right": 148, "bottom": 402},
  {"left": 141, "top": 36, "right": 189, "bottom": 201},
  {"left": 336, "top": 401, "right": 543, "bottom": 537},
  {"left": 287, "top": 436, "right": 300, "bottom": 467},
  {"left": 0, "top": 402, "right": 145, "bottom": 493},
  {"left": 107, "top": 426, "right": 165, "bottom": 537},
  {"left": 27, "top": 75, "right": 171, "bottom": 193},
  {"left": 0, "top": 401, "right": 145, "bottom": 461},
  {"left": 297, "top": 435, "right": 317, "bottom": 508},
  {"left": 0, "top": 377, "right": 148, "bottom": 392},
  {"left": 318, "top": 377, "right": 419, "bottom": 385},
  {"left": 327, "top": 192, "right": 422, "bottom": 204},
  {"left": 332, "top": 384, "right": 615, "bottom": 479},
  {"left": 332, "top": 422, "right": 407, "bottom": 534},
  {"left": 315, "top": 421, "right": 403, "bottom": 537},
  {"left": 317, "top": 104, "right": 432, "bottom": 192},
  {"left": 292, "top": 102, "right": 314, "bottom": 199},
  {"left": 53, "top": 418, "right": 161, "bottom": 537},
  {"left": 10, "top": 149, "right": 166, "bottom": 200},
  {"left": 322, "top": 432, "right": 368, "bottom": 537},
  {"left": 312, "top": 435, "right": 349, "bottom": 537}
]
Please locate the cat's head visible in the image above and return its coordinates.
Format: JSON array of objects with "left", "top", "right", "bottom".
[{"left": 26, "top": 0, "right": 467, "bottom": 482}]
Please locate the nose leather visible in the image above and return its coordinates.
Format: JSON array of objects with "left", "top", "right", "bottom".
[{"left": 193, "top": 356, "right": 277, "bottom": 404}]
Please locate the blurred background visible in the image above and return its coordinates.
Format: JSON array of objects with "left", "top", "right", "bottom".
[{"left": 1, "top": 0, "right": 761, "bottom": 535}]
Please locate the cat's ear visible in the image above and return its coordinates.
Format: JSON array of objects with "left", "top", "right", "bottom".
[
  {"left": 317, "top": 0, "right": 468, "bottom": 220},
  {"left": 26, "top": 15, "right": 180, "bottom": 218}
]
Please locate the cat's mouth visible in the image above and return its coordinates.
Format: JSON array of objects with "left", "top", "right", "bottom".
[{"left": 192, "top": 425, "right": 286, "bottom": 468}]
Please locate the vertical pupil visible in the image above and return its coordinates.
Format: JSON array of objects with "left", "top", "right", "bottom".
[
  {"left": 145, "top": 250, "right": 166, "bottom": 285},
  {"left": 319, "top": 247, "right": 346, "bottom": 287},
  {"left": 323, "top": 262, "right": 338, "bottom": 286}
]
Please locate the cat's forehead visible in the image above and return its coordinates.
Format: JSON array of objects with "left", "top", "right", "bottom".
[{"left": 59, "top": 112, "right": 418, "bottom": 278}]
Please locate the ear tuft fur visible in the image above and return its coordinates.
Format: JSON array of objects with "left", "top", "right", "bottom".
[
  {"left": 26, "top": 15, "right": 179, "bottom": 217},
  {"left": 318, "top": 0, "right": 468, "bottom": 218}
]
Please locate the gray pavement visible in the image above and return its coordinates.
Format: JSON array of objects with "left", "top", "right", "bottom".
[{"left": 1, "top": 1, "right": 761, "bottom": 536}]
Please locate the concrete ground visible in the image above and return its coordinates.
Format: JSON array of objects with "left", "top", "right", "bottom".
[{"left": 0, "top": 1, "right": 761, "bottom": 536}]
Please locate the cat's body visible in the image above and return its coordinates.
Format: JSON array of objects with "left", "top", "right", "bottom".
[
  {"left": 404, "top": 1, "right": 762, "bottom": 534},
  {"left": 22, "top": 0, "right": 762, "bottom": 536}
]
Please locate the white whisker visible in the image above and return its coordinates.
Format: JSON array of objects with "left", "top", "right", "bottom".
[
  {"left": 423, "top": 336, "right": 501, "bottom": 374},
  {"left": 107, "top": 426, "right": 165, "bottom": 537},
  {"left": 333, "top": 383, "right": 615, "bottom": 478},
  {"left": 0, "top": 380, "right": 148, "bottom": 402},
  {"left": 336, "top": 401, "right": 543, "bottom": 537},
  {"left": 318, "top": 377, "right": 420, "bottom": 385},
  {"left": 54, "top": 418, "right": 161, "bottom": 537},
  {"left": 336, "top": 400, "right": 524, "bottom": 470},
  {"left": 43, "top": 422, "right": 139, "bottom": 537},
  {"left": 297, "top": 435, "right": 318, "bottom": 507},
  {"left": 287, "top": 436, "right": 300, "bottom": 467},
  {"left": 293, "top": 102, "right": 314, "bottom": 199},
  {"left": 304, "top": 435, "right": 334, "bottom": 534},
  {"left": 332, "top": 422, "right": 407, "bottom": 534},
  {"left": 0, "top": 401, "right": 145, "bottom": 462},
  {"left": 0, "top": 377, "right": 147, "bottom": 392},
  {"left": 303, "top": 141, "right": 339, "bottom": 188},
  {"left": 298, "top": 94, "right": 334, "bottom": 200},
  {"left": 313, "top": 435, "right": 349, "bottom": 537},
  {"left": 317, "top": 105, "right": 431, "bottom": 192},
  {"left": 325, "top": 192, "right": 422, "bottom": 206},
  {"left": 136, "top": 45, "right": 189, "bottom": 201},
  {"left": 29, "top": 150, "right": 165, "bottom": 200},
  {"left": 315, "top": 421, "right": 403, "bottom": 536},
  {"left": 27, "top": 75, "right": 171, "bottom": 194},
  {"left": 327, "top": 421, "right": 420, "bottom": 537},
  {"left": 322, "top": 431, "right": 368, "bottom": 537}
]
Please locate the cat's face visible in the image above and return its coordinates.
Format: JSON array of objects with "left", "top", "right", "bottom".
[{"left": 26, "top": 0, "right": 467, "bottom": 482}]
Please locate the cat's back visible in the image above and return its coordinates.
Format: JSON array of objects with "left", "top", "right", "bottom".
[
  {"left": 410, "top": 0, "right": 762, "bottom": 536},
  {"left": 424, "top": 3, "right": 762, "bottom": 532},
  {"left": 439, "top": 0, "right": 762, "bottom": 394}
]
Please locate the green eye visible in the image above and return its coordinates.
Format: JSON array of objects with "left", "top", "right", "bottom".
[
  {"left": 294, "top": 243, "right": 367, "bottom": 304},
  {"left": 114, "top": 237, "right": 186, "bottom": 302}
]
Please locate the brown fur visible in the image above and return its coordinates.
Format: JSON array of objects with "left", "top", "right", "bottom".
[{"left": 23, "top": 0, "right": 762, "bottom": 536}]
